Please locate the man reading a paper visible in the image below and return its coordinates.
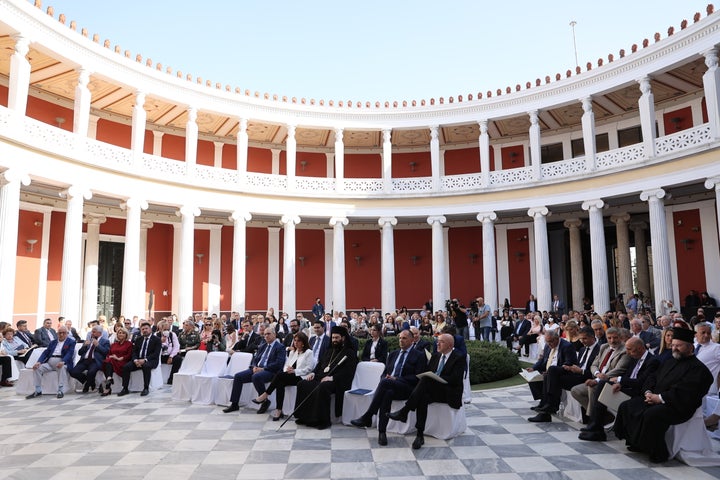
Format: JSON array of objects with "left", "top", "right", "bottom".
[{"left": 388, "top": 333, "right": 464, "bottom": 449}]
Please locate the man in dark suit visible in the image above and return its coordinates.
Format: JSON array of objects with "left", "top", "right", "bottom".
[
  {"left": 26, "top": 326, "right": 76, "bottom": 399},
  {"left": 309, "top": 321, "right": 331, "bottom": 365},
  {"left": 33, "top": 318, "right": 57, "bottom": 348},
  {"left": 526, "top": 329, "right": 578, "bottom": 422},
  {"left": 579, "top": 336, "right": 660, "bottom": 441},
  {"left": 223, "top": 327, "right": 286, "bottom": 414},
  {"left": 69, "top": 325, "right": 110, "bottom": 393},
  {"left": 232, "top": 320, "right": 263, "bottom": 354},
  {"left": 506, "top": 312, "right": 531, "bottom": 351},
  {"left": 350, "top": 329, "right": 428, "bottom": 445},
  {"left": 614, "top": 327, "right": 713, "bottom": 463},
  {"left": 388, "top": 333, "right": 465, "bottom": 449},
  {"left": 118, "top": 321, "right": 161, "bottom": 396}
]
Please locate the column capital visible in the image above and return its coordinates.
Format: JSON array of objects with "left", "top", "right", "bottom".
[
  {"left": 581, "top": 199, "right": 605, "bottom": 211},
  {"left": 280, "top": 215, "right": 301, "bottom": 226},
  {"left": 60, "top": 186, "right": 92, "bottom": 201},
  {"left": 527, "top": 206, "right": 549, "bottom": 218},
  {"left": 563, "top": 218, "right": 583, "bottom": 229},
  {"left": 637, "top": 76, "right": 652, "bottom": 94},
  {"left": 476, "top": 212, "right": 497, "bottom": 223},
  {"left": 581, "top": 96, "right": 593, "bottom": 112},
  {"left": 639, "top": 188, "right": 666, "bottom": 202},
  {"left": 230, "top": 211, "right": 252, "bottom": 223},
  {"left": 176, "top": 205, "right": 200, "bottom": 218},
  {"left": 83, "top": 213, "right": 107, "bottom": 225},
  {"left": 187, "top": 106, "right": 197, "bottom": 122},
  {"left": 610, "top": 213, "right": 631, "bottom": 225},
  {"left": 329, "top": 216, "right": 349, "bottom": 227},
  {"left": 378, "top": 216, "right": 397, "bottom": 228},
  {"left": 705, "top": 49, "right": 719, "bottom": 68},
  {"left": 705, "top": 176, "right": 720, "bottom": 191},
  {"left": 0, "top": 169, "right": 30, "bottom": 187},
  {"left": 121, "top": 197, "right": 148, "bottom": 211},
  {"left": 427, "top": 215, "right": 446, "bottom": 226},
  {"left": 140, "top": 220, "right": 154, "bottom": 230}
]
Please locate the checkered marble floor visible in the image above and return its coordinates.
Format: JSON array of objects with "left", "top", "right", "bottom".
[{"left": 1, "top": 384, "right": 719, "bottom": 480}]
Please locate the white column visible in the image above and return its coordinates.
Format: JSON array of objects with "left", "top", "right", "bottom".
[
  {"left": 581, "top": 96, "right": 597, "bottom": 171},
  {"left": 73, "top": 68, "right": 92, "bottom": 136},
  {"left": 286, "top": 125, "right": 297, "bottom": 190},
  {"left": 131, "top": 91, "right": 146, "bottom": 153},
  {"left": 640, "top": 189, "right": 673, "bottom": 312},
  {"left": 703, "top": 49, "right": 720, "bottom": 140},
  {"left": 208, "top": 225, "right": 222, "bottom": 316},
  {"left": 528, "top": 206, "right": 551, "bottom": 311},
  {"left": 479, "top": 120, "right": 490, "bottom": 187},
  {"left": 280, "top": 215, "right": 301, "bottom": 316},
  {"left": 121, "top": 198, "right": 148, "bottom": 318},
  {"left": 630, "top": 221, "right": 650, "bottom": 299},
  {"left": 564, "top": 218, "right": 585, "bottom": 312},
  {"left": 60, "top": 186, "right": 92, "bottom": 321},
  {"left": 139, "top": 220, "right": 153, "bottom": 317},
  {"left": 378, "top": 217, "right": 397, "bottom": 315},
  {"left": 705, "top": 177, "right": 720, "bottom": 242},
  {"left": 176, "top": 205, "right": 200, "bottom": 321},
  {"left": 237, "top": 118, "right": 249, "bottom": 186},
  {"left": 324, "top": 229, "right": 334, "bottom": 310},
  {"left": 8, "top": 34, "right": 30, "bottom": 115},
  {"left": 382, "top": 129, "right": 393, "bottom": 192},
  {"left": 334, "top": 128, "right": 345, "bottom": 192},
  {"left": 582, "top": 200, "right": 609, "bottom": 313},
  {"left": 611, "top": 213, "right": 634, "bottom": 300},
  {"left": 35, "top": 209, "right": 52, "bottom": 327},
  {"left": 213, "top": 142, "right": 223, "bottom": 168},
  {"left": 0, "top": 170, "right": 30, "bottom": 323},
  {"left": 430, "top": 125, "right": 441, "bottom": 191},
  {"left": 152, "top": 131, "right": 164, "bottom": 156},
  {"left": 185, "top": 106, "right": 198, "bottom": 166},
  {"left": 427, "top": 215, "right": 447, "bottom": 313},
  {"left": 529, "top": 110, "right": 542, "bottom": 180},
  {"left": 477, "top": 212, "right": 498, "bottom": 311},
  {"left": 81, "top": 214, "right": 106, "bottom": 326},
  {"left": 329, "top": 217, "right": 348, "bottom": 313},
  {"left": 230, "top": 211, "right": 252, "bottom": 314},
  {"left": 638, "top": 77, "right": 657, "bottom": 158},
  {"left": 267, "top": 227, "right": 280, "bottom": 313}
]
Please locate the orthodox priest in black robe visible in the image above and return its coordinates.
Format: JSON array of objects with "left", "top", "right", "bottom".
[
  {"left": 614, "top": 327, "right": 712, "bottom": 463},
  {"left": 293, "top": 326, "right": 358, "bottom": 429}
]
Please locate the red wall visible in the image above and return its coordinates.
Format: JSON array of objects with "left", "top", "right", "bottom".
[
  {"left": 393, "top": 152, "right": 431, "bottom": 178},
  {"left": 96, "top": 118, "right": 131, "bottom": 148},
  {"left": 500, "top": 145, "right": 525, "bottom": 170},
  {"left": 193, "top": 229, "right": 210, "bottom": 313},
  {"left": 297, "top": 152, "right": 327, "bottom": 177},
  {"left": 506, "top": 227, "right": 531, "bottom": 307},
  {"left": 146, "top": 223, "right": 174, "bottom": 314},
  {"left": 26, "top": 96, "right": 74, "bottom": 131},
  {"left": 394, "top": 229, "right": 432, "bottom": 309},
  {"left": 345, "top": 153, "right": 381, "bottom": 178},
  {"left": 296, "top": 229, "right": 325, "bottom": 309},
  {"left": 448, "top": 226, "right": 484, "bottom": 304},
  {"left": 673, "top": 209, "right": 706, "bottom": 295},
  {"left": 162, "top": 133, "right": 186, "bottom": 161},
  {"left": 346, "top": 230, "right": 381, "bottom": 310},
  {"left": 246, "top": 227, "right": 269, "bottom": 311},
  {"left": 663, "top": 106, "right": 693, "bottom": 134},
  {"left": 197, "top": 139, "right": 214, "bottom": 166},
  {"left": 444, "top": 148, "right": 481, "bottom": 175},
  {"left": 247, "top": 147, "right": 272, "bottom": 173}
]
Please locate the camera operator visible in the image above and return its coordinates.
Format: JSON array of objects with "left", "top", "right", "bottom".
[{"left": 447, "top": 298, "right": 469, "bottom": 340}]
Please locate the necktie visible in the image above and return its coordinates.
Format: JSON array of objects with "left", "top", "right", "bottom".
[
  {"left": 598, "top": 348, "right": 614, "bottom": 372},
  {"left": 435, "top": 354, "right": 446, "bottom": 375},
  {"left": 140, "top": 337, "right": 148, "bottom": 358},
  {"left": 259, "top": 343, "right": 271, "bottom": 367},
  {"left": 545, "top": 347, "right": 557, "bottom": 370},
  {"left": 695, "top": 344, "right": 702, "bottom": 355},
  {"left": 393, "top": 350, "right": 407, "bottom": 377}
]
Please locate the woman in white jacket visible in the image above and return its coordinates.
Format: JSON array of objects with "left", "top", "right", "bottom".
[{"left": 252, "top": 331, "right": 316, "bottom": 421}]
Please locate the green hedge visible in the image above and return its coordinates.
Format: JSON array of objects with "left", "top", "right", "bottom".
[{"left": 356, "top": 337, "right": 520, "bottom": 384}]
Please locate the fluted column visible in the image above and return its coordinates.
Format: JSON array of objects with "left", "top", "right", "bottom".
[
  {"left": 427, "top": 216, "right": 447, "bottom": 314},
  {"left": 611, "top": 213, "right": 634, "bottom": 299},
  {"left": 8, "top": 34, "right": 30, "bottom": 115},
  {"left": 430, "top": 126, "right": 441, "bottom": 191},
  {"left": 581, "top": 97, "right": 597, "bottom": 171},
  {"left": 630, "top": 221, "right": 651, "bottom": 300},
  {"left": 267, "top": 227, "right": 280, "bottom": 313},
  {"left": 60, "top": 186, "right": 92, "bottom": 321},
  {"left": 378, "top": 217, "right": 397, "bottom": 314},
  {"left": 81, "top": 214, "right": 106, "bottom": 326},
  {"left": 0, "top": 170, "right": 30, "bottom": 323},
  {"left": 121, "top": 198, "right": 148, "bottom": 318},
  {"left": 382, "top": 129, "right": 393, "bottom": 192},
  {"left": 564, "top": 219, "right": 585, "bottom": 312},
  {"left": 640, "top": 189, "right": 673, "bottom": 310},
  {"left": 334, "top": 128, "right": 345, "bottom": 192},
  {"left": 286, "top": 125, "right": 297, "bottom": 190},
  {"left": 176, "top": 205, "right": 200, "bottom": 321},
  {"left": 329, "top": 217, "right": 348, "bottom": 313},
  {"left": 185, "top": 106, "right": 198, "bottom": 166},
  {"left": 582, "top": 200, "right": 609, "bottom": 313},
  {"left": 230, "top": 211, "right": 252, "bottom": 315},
  {"left": 131, "top": 91, "right": 147, "bottom": 153},
  {"left": 529, "top": 111, "right": 542, "bottom": 180},
  {"left": 477, "top": 212, "right": 497, "bottom": 311},
  {"left": 638, "top": 77, "right": 656, "bottom": 158},
  {"left": 528, "top": 207, "right": 551, "bottom": 311},
  {"left": 705, "top": 177, "right": 720, "bottom": 241},
  {"left": 479, "top": 120, "right": 490, "bottom": 187},
  {"left": 73, "top": 68, "right": 92, "bottom": 136},
  {"left": 703, "top": 50, "right": 720, "bottom": 139},
  {"left": 280, "top": 215, "right": 301, "bottom": 316},
  {"left": 139, "top": 220, "right": 153, "bottom": 317},
  {"left": 237, "top": 118, "right": 249, "bottom": 186}
]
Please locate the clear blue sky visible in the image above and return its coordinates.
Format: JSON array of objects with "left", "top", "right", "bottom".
[{"left": 45, "top": 0, "right": 711, "bottom": 102}]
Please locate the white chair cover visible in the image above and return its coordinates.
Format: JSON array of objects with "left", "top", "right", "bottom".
[
  {"left": 213, "top": 352, "right": 252, "bottom": 406},
  {"left": 341, "top": 361, "right": 385, "bottom": 426},
  {"left": 171, "top": 350, "right": 208, "bottom": 401},
  {"left": 191, "top": 352, "right": 230, "bottom": 404}
]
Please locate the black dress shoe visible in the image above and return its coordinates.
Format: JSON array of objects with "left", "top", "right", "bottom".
[
  {"left": 223, "top": 404, "right": 240, "bottom": 413},
  {"left": 578, "top": 430, "right": 607, "bottom": 442},
  {"left": 527, "top": 413, "right": 552, "bottom": 423},
  {"left": 351, "top": 417, "right": 372, "bottom": 428},
  {"left": 117, "top": 388, "right": 129, "bottom": 397},
  {"left": 378, "top": 432, "right": 387, "bottom": 446},
  {"left": 25, "top": 391, "right": 41, "bottom": 399},
  {"left": 257, "top": 399, "right": 271, "bottom": 414},
  {"left": 140, "top": 388, "right": 149, "bottom": 396},
  {"left": 388, "top": 408, "right": 408, "bottom": 423},
  {"left": 411, "top": 434, "right": 424, "bottom": 450}
]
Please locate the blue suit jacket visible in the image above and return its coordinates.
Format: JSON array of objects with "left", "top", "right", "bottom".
[
  {"left": 77, "top": 337, "right": 111, "bottom": 368},
  {"left": 38, "top": 337, "right": 77, "bottom": 369},
  {"left": 532, "top": 338, "right": 577, "bottom": 373},
  {"left": 385, "top": 347, "right": 427, "bottom": 387},
  {"left": 252, "top": 340, "right": 285, "bottom": 374}
]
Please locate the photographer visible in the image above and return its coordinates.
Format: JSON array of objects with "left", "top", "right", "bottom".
[{"left": 447, "top": 298, "right": 469, "bottom": 340}]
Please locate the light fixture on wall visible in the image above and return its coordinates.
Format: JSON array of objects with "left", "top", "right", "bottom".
[
  {"left": 354, "top": 255, "right": 362, "bottom": 266},
  {"left": 55, "top": 117, "right": 66, "bottom": 128},
  {"left": 469, "top": 253, "right": 478, "bottom": 264},
  {"left": 26, "top": 239, "right": 38, "bottom": 252},
  {"left": 409, "top": 161, "right": 417, "bottom": 172},
  {"left": 410, "top": 255, "right": 419, "bottom": 265},
  {"left": 298, "top": 256, "right": 305, "bottom": 267},
  {"left": 196, "top": 253, "right": 205, "bottom": 264},
  {"left": 300, "top": 160, "right": 308, "bottom": 171}
]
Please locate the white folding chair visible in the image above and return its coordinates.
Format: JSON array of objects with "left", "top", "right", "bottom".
[
  {"left": 341, "top": 361, "right": 386, "bottom": 426},
  {"left": 214, "top": 352, "right": 252, "bottom": 406},
  {"left": 14, "top": 348, "right": 46, "bottom": 395},
  {"left": 171, "top": 350, "right": 208, "bottom": 401},
  {"left": 191, "top": 352, "right": 230, "bottom": 404}
]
